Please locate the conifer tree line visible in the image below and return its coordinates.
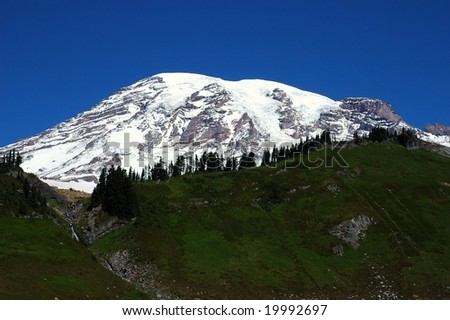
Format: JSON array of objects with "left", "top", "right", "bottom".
[
  {"left": 122, "top": 150, "right": 256, "bottom": 183},
  {"left": 90, "top": 166, "right": 135, "bottom": 219},
  {"left": 15, "top": 172, "right": 50, "bottom": 216},
  {"left": 1, "top": 149, "right": 49, "bottom": 216},
  {"left": 90, "top": 128, "right": 419, "bottom": 218},
  {"left": 123, "top": 151, "right": 248, "bottom": 183},
  {"left": 118, "top": 130, "right": 338, "bottom": 184},
  {"left": 119, "top": 127, "right": 419, "bottom": 185},
  {"left": 0, "top": 149, "right": 22, "bottom": 174},
  {"left": 353, "top": 126, "right": 418, "bottom": 148}
]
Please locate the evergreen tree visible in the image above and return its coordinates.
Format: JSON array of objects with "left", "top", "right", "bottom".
[
  {"left": 239, "top": 153, "right": 247, "bottom": 169},
  {"left": 397, "top": 127, "right": 418, "bottom": 148},
  {"left": 178, "top": 155, "right": 185, "bottom": 174},
  {"left": 186, "top": 156, "right": 193, "bottom": 174},
  {"left": 168, "top": 161, "right": 174, "bottom": 177},
  {"left": 224, "top": 157, "right": 232, "bottom": 172},
  {"left": 206, "top": 152, "right": 220, "bottom": 172},
  {"left": 369, "top": 127, "right": 389, "bottom": 142},
  {"left": 30, "top": 186, "right": 38, "bottom": 208},
  {"left": 1, "top": 149, "right": 24, "bottom": 173},
  {"left": 172, "top": 156, "right": 184, "bottom": 177},
  {"left": 102, "top": 166, "right": 135, "bottom": 218},
  {"left": 22, "top": 179, "right": 30, "bottom": 199},
  {"left": 263, "top": 149, "right": 271, "bottom": 166},
  {"left": 247, "top": 151, "right": 256, "bottom": 168},
  {"left": 39, "top": 192, "right": 48, "bottom": 214},
  {"left": 297, "top": 139, "right": 304, "bottom": 153},
  {"left": 285, "top": 145, "right": 292, "bottom": 159},
  {"left": 200, "top": 152, "right": 208, "bottom": 172},
  {"left": 194, "top": 154, "right": 200, "bottom": 173},
  {"left": 277, "top": 146, "right": 285, "bottom": 163},
  {"left": 320, "top": 130, "right": 332, "bottom": 144},
  {"left": 271, "top": 146, "right": 278, "bottom": 164},
  {"left": 152, "top": 158, "right": 168, "bottom": 181},
  {"left": 140, "top": 168, "right": 146, "bottom": 182},
  {"left": 353, "top": 130, "right": 362, "bottom": 144},
  {"left": 15, "top": 152, "right": 22, "bottom": 168},
  {"left": 239, "top": 152, "right": 256, "bottom": 169},
  {"left": 91, "top": 168, "right": 107, "bottom": 208}
]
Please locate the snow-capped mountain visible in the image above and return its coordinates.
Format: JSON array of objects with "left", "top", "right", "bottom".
[{"left": 1, "top": 73, "right": 449, "bottom": 192}]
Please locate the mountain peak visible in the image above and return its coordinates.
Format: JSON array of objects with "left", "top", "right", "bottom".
[{"left": 1, "top": 73, "right": 448, "bottom": 192}]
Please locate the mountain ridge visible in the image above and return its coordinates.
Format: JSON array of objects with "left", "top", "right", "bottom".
[
  {"left": 424, "top": 123, "right": 450, "bottom": 136},
  {"left": 1, "top": 73, "right": 449, "bottom": 192}
]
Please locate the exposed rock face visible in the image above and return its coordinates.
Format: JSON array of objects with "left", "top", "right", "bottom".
[
  {"left": 63, "top": 201, "right": 173, "bottom": 297},
  {"left": 271, "top": 88, "right": 299, "bottom": 134},
  {"left": 424, "top": 123, "right": 450, "bottom": 136},
  {"left": 179, "top": 105, "right": 231, "bottom": 146},
  {"left": 339, "top": 97, "right": 402, "bottom": 134},
  {"left": 106, "top": 249, "right": 172, "bottom": 298},
  {"left": 233, "top": 112, "right": 264, "bottom": 150},
  {"left": 67, "top": 203, "right": 126, "bottom": 245},
  {"left": 340, "top": 98, "right": 401, "bottom": 123},
  {"left": 330, "top": 215, "right": 372, "bottom": 249},
  {"left": 189, "top": 83, "right": 231, "bottom": 107}
]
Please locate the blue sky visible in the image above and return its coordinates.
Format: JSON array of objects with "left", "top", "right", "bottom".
[{"left": 1, "top": 0, "right": 449, "bottom": 146}]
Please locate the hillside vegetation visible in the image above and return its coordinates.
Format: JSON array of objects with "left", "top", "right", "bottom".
[
  {"left": 90, "top": 142, "right": 450, "bottom": 299},
  {"left": 2, "top": 142, "right": 449, "bottom": 299},
  {"left": 0, "top": 174, "right": 146, "bottom": 299}
]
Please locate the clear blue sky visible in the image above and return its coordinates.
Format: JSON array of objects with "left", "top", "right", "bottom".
[{"left": 1, "top": 0, "right": 450, "bottom": 146}]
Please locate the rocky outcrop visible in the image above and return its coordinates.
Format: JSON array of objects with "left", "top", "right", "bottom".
[
  {"left": 189, "top": 83, "right": 231, "bottom": 108},
  {"left": 424, "top": 123, "right": 450, "bottom": 136},
  {"left": 271, "top": 88, "right": 303, "bottom": 137},
  {"left": 180, "top": 107, "right": 231, "bottom": 145},
  {"left": 66, "top": 203, "right": 129, "bottom": 245},
  {"left": 233, "top": 112, "right": 263, "bottom": 149},
  {"left": 337, "top": 97, "right": 403, "bottom": 136},
  {"left": 331, "top": 215, "right": 372, "bottom": 250},
  {"left": 63, "top": 200, "right": 173, "bottom": 298},
  {"left": 105, "top": 249, "right": 173, "bottom": 299},
  {"left": 340, "top": 98, "right": 401, "bottom": 123},
  {"left": 324, "top": 183, "right": 341, "bottom": 193},
  {"left": 332, "top": 244, "right": 344, "bottom": 256}
]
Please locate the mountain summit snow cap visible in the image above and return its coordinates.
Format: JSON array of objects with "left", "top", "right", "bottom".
[{"left": 1, "top": 72, "right": 448, "bottom": 192}]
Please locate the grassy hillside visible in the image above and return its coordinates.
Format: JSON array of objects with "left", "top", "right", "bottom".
[
  {"left": 0, "top": 174, "right": 146, "bottom": 299},
  {"left": 92, "top": 142, "right": 450, "bottom": 299}
]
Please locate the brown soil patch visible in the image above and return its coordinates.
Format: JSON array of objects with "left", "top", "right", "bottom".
[{"left": 52, "top": 187, "right": 90, "bottom": 202}]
